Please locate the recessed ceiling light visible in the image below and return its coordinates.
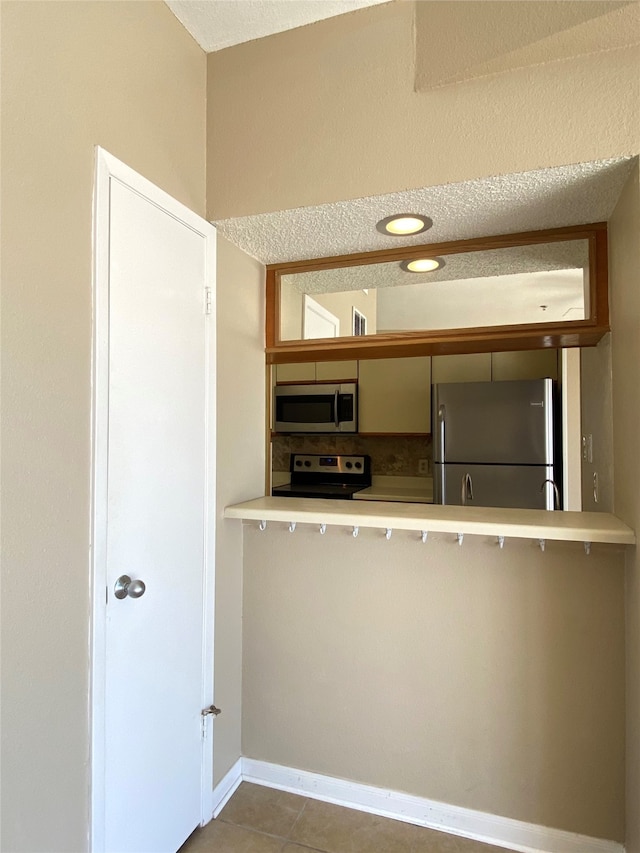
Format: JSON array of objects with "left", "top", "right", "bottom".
[
  {"left": 376, "top": 214, "right": 432, "bottom": 236},
  {"left": 400, "top": 257, "right": 445, "bottom": 273}
]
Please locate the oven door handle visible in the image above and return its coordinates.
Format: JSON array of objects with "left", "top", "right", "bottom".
[{"left": 334, "top": 390, "right": 339, "bottom": 429}]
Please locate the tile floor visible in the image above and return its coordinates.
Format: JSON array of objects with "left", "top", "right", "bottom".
[{"left": 179, "top": 782, "right": 516, "bottom": 853}]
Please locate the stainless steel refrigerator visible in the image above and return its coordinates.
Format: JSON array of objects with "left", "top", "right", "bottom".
[{"left": 432, "top": 378, "right": 559, "bottom": 510}]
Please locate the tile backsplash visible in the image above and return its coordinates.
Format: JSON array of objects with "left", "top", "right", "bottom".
[{"left": 272, "top": 434, "right": 432, "bottom": 477}]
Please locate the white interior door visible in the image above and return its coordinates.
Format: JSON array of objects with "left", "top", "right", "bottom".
[
  {"left": 91, "top": 150, "right": 216, "bottom": 853},
  {"left": 303, "top": 294, "right": 340, "bottom": 338}
]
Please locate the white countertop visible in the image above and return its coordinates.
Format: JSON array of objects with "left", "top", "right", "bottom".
[
  {"left": 224, "top": 496, "right": 636, "bottom": 546},
  {"left": 354, "top": 476, "right": 433, "bottom": 504}
]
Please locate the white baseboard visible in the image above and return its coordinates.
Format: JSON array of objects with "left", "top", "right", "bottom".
[
  {"left": 210, "top": 757, "right": 243, "bottom": 819},
  {"left": 241, "top": 758, "right": 624, "bottom": 853}
]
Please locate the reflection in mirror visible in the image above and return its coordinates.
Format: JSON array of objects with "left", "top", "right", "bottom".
[{"left": 279, "top": 240, "right": 590, "bottom": 341}]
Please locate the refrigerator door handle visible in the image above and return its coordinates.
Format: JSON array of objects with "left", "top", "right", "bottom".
[
  {"left": 461, "top": 472, "right": 474, "bottom": 505},
  {"left": 438, "top": 404, "right": 446, "bottom": 458},
  {"left": 434, "top": 403, "right": 447, "bottom": 504},
  {"left": 541, "top": 477, "right": 560, "bottom": 510}
]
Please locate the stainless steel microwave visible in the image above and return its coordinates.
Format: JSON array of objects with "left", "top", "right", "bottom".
[{"left": 274, "top": 383, "right": 358, "bottom": 433}]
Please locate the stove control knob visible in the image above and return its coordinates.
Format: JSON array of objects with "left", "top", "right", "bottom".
[
  {"left": 304, "top": 460, "right": 311, "bottom": 467},
  {"left": 355, "top": 461, "right": 362, "bottom": 469},
  {"left": 295, "top": 460, "right": 302, "bottom": 467},
  {"left": 346, "top": 461, "right": 352, "bottom": 469}
]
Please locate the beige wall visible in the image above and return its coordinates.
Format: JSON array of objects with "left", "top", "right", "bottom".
[
  {"left": 206, "top": 1, "right": 639, "bottom": 218},
  {"left": 214, "top": 237, "right": 266, "bottom": 784},
  {"left": 242, "top": 526, "right": 625, "bottom": 839},
  {"left": 314, "top": 288, "right": 377, "bottom": 337},
  {"left": 206, "top": 1, "right": 639, "bottom": 842},
  {"left": 281, "top": 285, "right": 305, "bottom": 341},
  {"left": 281, "top": 288, "right": 377, "bottom": 340},
  {"left": 1, "top": 3, "right": 206, "bottom": 850},
  {"left": 610, "top": 162, "right": 640, "bottom": 853}
]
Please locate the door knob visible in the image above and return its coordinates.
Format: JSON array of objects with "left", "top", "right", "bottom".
[{"left": 114, "top": 575, "right": 146, "bottom": 600}]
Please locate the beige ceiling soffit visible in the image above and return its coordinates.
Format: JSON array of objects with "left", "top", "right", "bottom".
[
  {"left": 444, "top": 5, "right": 640, "bottom": 88},
  {"left": 415, "top": 1, "right": 638, "bottom": 91}
]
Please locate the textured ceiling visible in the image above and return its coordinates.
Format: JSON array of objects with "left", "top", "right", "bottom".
[
  {"left": 213, "top": 157, "right": 636, "bottom": 264},
  {"left": 165, "top": 0, "right": 389, "bottom": 52},
  {"left": 283, "top": 241, "right": 589, "bottom": 294}
]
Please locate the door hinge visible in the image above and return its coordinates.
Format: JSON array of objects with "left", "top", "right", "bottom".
[
  {"left": 201, "top": 704, "right": 221, "bottom": 737},
  {"left": 204, "top": 287, "right": 212, "bottom": 315}
]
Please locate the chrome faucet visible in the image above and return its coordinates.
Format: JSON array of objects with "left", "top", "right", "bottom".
[{"left": 541, "top": 478, "right": 560, "bottom": 510}]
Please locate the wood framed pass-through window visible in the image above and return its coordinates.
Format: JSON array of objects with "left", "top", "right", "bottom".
[{"left": 265, "top": 223, "right": 609, "bottom": 364}]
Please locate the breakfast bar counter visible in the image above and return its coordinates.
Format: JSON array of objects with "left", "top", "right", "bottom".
[{"left": 224, "top": 496, "right": 635, "bottom": 546}]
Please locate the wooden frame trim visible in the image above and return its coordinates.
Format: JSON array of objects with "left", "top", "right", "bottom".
[{"left": 265, "top": 223, "right": 609, "bottom": 363}]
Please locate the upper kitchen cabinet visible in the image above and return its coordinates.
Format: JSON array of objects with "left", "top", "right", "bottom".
[
  {"left": 265, "top": 224, "right": 609, "bottom": 363},
  {"left": 491, "top": 349, "right": 559, "bottom": 381},
  {"left": 431, "top": 353, "right": 491, "bottom": 384},
  {"left": 359, "top": 357, "right": 430, "bottom": 434},
  {"left": 275, "top": 360, "right": 358, "bottom": 383},
  {"left": 275, "top": 362, "right": 316, "bottom": 382},
  {"left": 431, "top": 350, "right": 559, "bottom": 383},
  {"left": 315, "top": 360, "right": 358, "bottom": 381}
]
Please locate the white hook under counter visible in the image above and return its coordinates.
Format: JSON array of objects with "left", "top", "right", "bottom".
[
  {"left": 497, "top": 536, "right": 505, "bottom": 549},
  {"left": 289, "top": 521, "right": 296, "bottom": 533},
  {"left": 421, "top": 530, "right": 428, "bottom": 543},
  {"left": 319, "top": 523, "right": 327, "bottom": 535},
  {"left": 259, "top": 520, "right": 267, "bottom": 531},
  {"left": 385, "top": 528, "right": 393, "bottom": 540},
  {"left": 457, "top": 533, "right": 464, "bottom": 546}
]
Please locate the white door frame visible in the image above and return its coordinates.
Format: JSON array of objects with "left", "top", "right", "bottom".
[
  {"left": 561, "top": 347, "right": 582, "bottom": 510},
  {"left": 90, "top": 147, "right": 216, "bottom": 851}
]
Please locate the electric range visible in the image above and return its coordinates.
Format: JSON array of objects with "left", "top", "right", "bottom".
[{"left": 272, "top": 453, "right": 372, "bottom": 500}]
